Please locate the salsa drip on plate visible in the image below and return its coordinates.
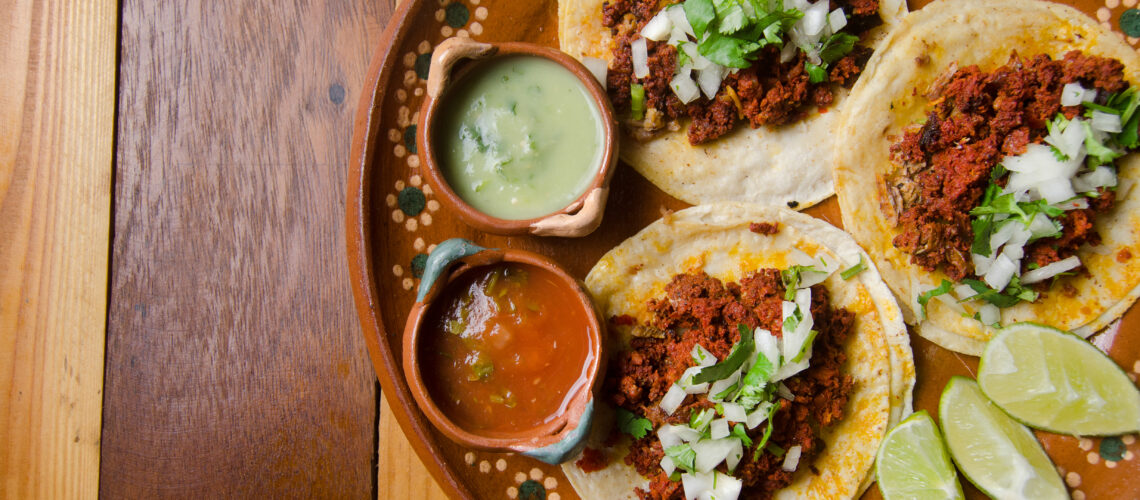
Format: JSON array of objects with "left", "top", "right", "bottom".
[
  {"left": 885, "top": 51, "right": 1139, "bottom": 309},
  {"left": 584, "top": 269, "right": 855, "bottom": 500},
  {"left": 603, "top": 0, "right": 881, "bottom": 144}
]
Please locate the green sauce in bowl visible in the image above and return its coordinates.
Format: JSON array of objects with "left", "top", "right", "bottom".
[{"left": 433, "top": 55, "right": 604, "bottom": 220}]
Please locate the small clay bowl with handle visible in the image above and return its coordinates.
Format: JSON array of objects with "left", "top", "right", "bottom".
[
  {"left": 402, "top": 238, "right": 605, "bottom": 464},
  {"left": 416, "top": 38, "right": 618, "bottom": 237}
]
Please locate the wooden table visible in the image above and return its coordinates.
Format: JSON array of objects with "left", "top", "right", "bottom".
[{"left": 2, "top": 0, "right": 446, "bottom": 497}]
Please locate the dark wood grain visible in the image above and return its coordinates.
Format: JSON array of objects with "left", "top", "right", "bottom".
[{"left": 102, "top": 1, "right": 393, "bottom": 496}]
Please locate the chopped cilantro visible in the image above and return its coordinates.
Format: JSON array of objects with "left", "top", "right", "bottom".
[
  {"left": 693, "top": 324, "right": 754, "bottom": 384},
  {"left": 666, "top": 443, "right": 697, "bottom": 472},
  {"left": 731, "top": 423, "right": 753, "bottom": 447},
  {"left": 1082, "top": 120, "right": 1124, "bottom": 166},
  {"left": 840, "top": 257, "right": 866, "bottom": 280},
  {"left": 819, "top": 32, "right": 858, "bottom": 64},
  {"left": 791, "top": 329, "right": 818, "bottom": 363},
  {"left": 690, "top": 408, "right": 715, "bottom": 433},
  {"left": 961, "top": 277, "right": 1038, "bottom": 308},
  {"left": 917, "top": 280, "right": 954, "bottom": 317},
  {"left": 780, "top": 265, "right": 816, "bottom": 300},
  {"left": 805, "top": 61, "right": 828, "bottom": 84},
  {"left": 754, "top": 404, "right": 779, "bottom": 456},
  {"left": 617, "top": 408, "right": 652, "bottom": 439},
  {"left": 765, "top": 443, "right": 786, "bottom": 457},
  {"left": 630, "top": 83, "right": 646, "bottom": 121}
]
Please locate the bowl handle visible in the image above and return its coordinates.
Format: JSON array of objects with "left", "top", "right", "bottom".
[
  {"left": 415, "top": 238, "right": 489, "bottom": 302},
  {"left": 426, "top": 37, "right": 497, "bottom": 99}
]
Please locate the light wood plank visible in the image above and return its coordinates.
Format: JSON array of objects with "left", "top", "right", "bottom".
[
  {"left": 0, "top": 0, "right": 117, "bottom": 498},
  {"left": 379, "top": 396, "right": 449, "bottom": 499}
]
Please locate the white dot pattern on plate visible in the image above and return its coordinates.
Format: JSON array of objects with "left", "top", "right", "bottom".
[
  {"left": 1098, "top": 6, "right": 1111, "bottom": 21},
  {"left": 506, "top": 486, "right": 518, "bottom": 499},
  {"left": 404, "top": 52, "right": 416, "bottom": 67},
  {"left": 530, "top": 468, "right": 543, "bottom": 480},
  {"left": 470, "top": 23, "right": 483, "bottom": 35},
  {"left": 1073, "top": 490, "right": 1086, "bottom": 500},
  {"left": 410, "top": 175, "right": 422, "bottom": 187},
  {"left": 420, "top": 213, "right": 433, "bottom": 226},
  {"left": 414, "top": 87, "right": 424, "bottom": 97},
  {"left": 393, "top": 265, "right": 403, "bottom": 277},
  {"left": 478, "top": 460, "right": 491, "bottom": 473},
  {"left": 1125, "top": 435, "right": 1136, "bottom": 445},
  {"left": 1088, "top": 451, "right": 1101, "bottom": 465},
  {"left": 418, "top": 40, "right": 431, "bottom": 54},
  {"left": 544, "top": 476, "right": 558, "bottom": 489},
  {"left": 441, "top": 26, "right": 454, "bottom": 37},
  {"left": 392, "top": 210, "right": 405, "bottom": 223},
  {"left": 394, "top": 145, "right": 406, "bottom": 158},
  {"left": 406, "top": 218, "right": 418, "bottom": 231},
  {"left": 1127, "top": 0, "right": 1137, "bottom": 8},
  {"left": 403, "top": 70, "right": 417, "bottom": 87},
  {"left": 495, "top": 459, "right": 507, "bottom": 471},
  {"left": 1109, "top": 0, "right": 1121, "bottom": 7},
  {"left": 464, "top": 452, "right": 475, "bottom": 465},
  {"left": 414, "top": 237, "right": 426, "bottom": 252},
  {"left": 408, "top": 155, "right": 421, "bottom": 168},
  {"left": 549, "top": 494, "right": 561, "bottom": 500},
  {"left": 386, "top": 194, "right": 397, "bottom": 208},
  {"left": 435, "top": 9, "right": 446, "bottom": 22},
  {"left": 1066, "top": 471, "right": 1082, "bottom": 487},
  {"left": 514, "top": 472, "right": 527, "bottom": 483},
  {"left": 388, "top": 128, "right": 401, "bottom": 142},
  {"left": 475, "top": 6, "right": 488, "bottom": 19},
  {"left": 402, "top": 278, "right": 414, "bottom": 291}
]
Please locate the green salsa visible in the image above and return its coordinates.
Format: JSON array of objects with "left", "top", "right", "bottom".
[{"left": 434, "top": 55, "right": 604, "bottom": 220}]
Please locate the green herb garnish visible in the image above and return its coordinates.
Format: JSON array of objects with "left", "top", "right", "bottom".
[
  {"left": 840, "top": 257, "right": 866, "bottom": 280},
  {"left": 693, "top": 324, "right": 755, "bottom": 384},
  {"left": 617, "top": 408, "right": 653, "bottom": 439},
  {"left": 666, "top": 443, "right": 697, "bottom": 472},
  {"left": 917, "top": 279, "right": 954, "bottom": 317},
  {"left": 630, "top": 83, "right": 646, "bottom": 121}
]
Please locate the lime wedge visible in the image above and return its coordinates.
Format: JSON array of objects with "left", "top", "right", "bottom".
[
  {"left": 979, "top": 322, "right": 1140, "bottom": 436},
  {"left": 939, "top": 376, "right": 1067, "bottom": 500},
  {"left": 875, "top": 410, "right": 964, "bottom": 500}
]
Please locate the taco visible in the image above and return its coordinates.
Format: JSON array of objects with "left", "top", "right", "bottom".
[
  {"left": 558, "top": 0, "right": 907, "bottom": 208},
  {"left": 833, "top": 0, "right": 1140, "bottom": 356},
  {"left": 562, "top": 203, "right": 914, "bottom": 500}
]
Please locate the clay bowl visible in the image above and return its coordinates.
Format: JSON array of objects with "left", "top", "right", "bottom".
[
  {"left": 416, "top": 37, "right": 618, "bottom": 237},
  {"left": 401, "top": 239, "right": 604, "bottom": 464}
]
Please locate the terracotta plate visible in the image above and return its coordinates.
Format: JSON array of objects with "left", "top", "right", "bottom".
[{"left": 346, "top": 1, "right": 1140, "bottom": 498}]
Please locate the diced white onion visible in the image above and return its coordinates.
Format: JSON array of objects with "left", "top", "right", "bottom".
[
  {"left": 984, "top": 254, "right": 1018, "bottom": 291},
  {"left": 1091, "top": 111, "right": 1123, "bottom": 133},
  {"left": 659, "top": 424, "right": 701, "bottom": 448},
  {"left": 721, "top": 402, "right": 748, "bottom": 423},
  {"left": 746, "top": 402, "right": 772, "bottom": 429},
  {"left": 973, "top": 251, "right": 995, "bottom": 276},
  {"left": 1021, "top": 256, "right": 1082, "bottom": 284},
  {"left": 632, "top": 38, "right": 649, "bottom": 79},
  {"left": 782, "top": 445, "right": 803, "bottom": 472},
  {"left": 712, "top": 472, "right": 742, "bottom": 500},
  {"left": 708, "top": 371, "right": 741, "bottom": 403},
  {"left": 777, "top": 382, "right": 795, "bottom": 401},
  {"left": 780, "top": 40, "right": 798, "bottom": 63},
  {"left": 772, "top": 356, "right": 809, "bottom": 381},
  {"left": 1073, "top": 166, "right": 1118, "bottom": 192},
  {"left": 682, "top": 472, "right": 713, "bottom": 500},
  {"left": 1061, "top": 83, "right": 1096, "bottom": 107},
  {"left": 661, "top": 384, "right": 687, "bottom": 415},
  {"left": 667, "top": 4, "right": 694, "bottom": 38},
  {"left": 754, "top": 328, "right": 780, "bottom": 371},
  {"left": 801, "top": 1, "right": 829, "bottom": 36},
  {"left": 580, "top": 57, "right": 608, "bottom": 88},
  {"left": 693, "top": 438, "right": 738, "bottom": 473},
  {"left": 954, "top": 284, "right": 978, "bottom": 302},
  {"left": 725, "top": 439, "right": 745, "bottom": 472},
  {"left": 1044, "top": 122, "right": 1087, "bottom": 164},
  {"left": 696, "top": 66, "right": 724, "bottom": 100},
  {"left": 1037, "top": 177, "right": 1077, "bottom": 205},
  {"left": 641, "top": 10, "right": 673, "bottom": 41},
  {"left": 680, "top": 366, "right": 710, "bottom": 395},
  {"left": 796, "top": 267, "right": 831, "bottom": 289},
  {"left": 671, "top": 71, "right": 700, "bottom": 104},
  {"left": 661, "top": 455, "right": 677, "bottom": 477},
  {"left": 828, "top": 8, "right": 847, "bottom": 33},
  {"left": 978, "top": 303, "right": 1001, "bottom": 326},
  {"left": 1053, "top": 197, "right": 1089, "bottom": 211},
  {"left": 934, "top": 290, "right": 966, "bottom": 315},
  {"left": 1028, "top": 212, "right": 1061, "bottom": 239},
  {"left": 692, "top": 344, "right": 717, "bottom": 367},
  {"left": 710, "top": 418, "right": 731, "bottom": 440}
]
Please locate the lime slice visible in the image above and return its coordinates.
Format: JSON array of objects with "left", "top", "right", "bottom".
[
  {"left": 978, "top": 322, "right": 1140, "bottom": 436},
  {"left": 875, "top": 410, "right": 964, "bottom": 500},
  {"left": 939, "top": 376, "right": 1067, "bottom": 500}
]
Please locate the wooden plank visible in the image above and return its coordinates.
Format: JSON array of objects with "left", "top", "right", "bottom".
[
  {"left": 378, "top": 397, "right": 448, "bottom": 499},
  {"left": 101, "top": 1, "right": 392, "bottom": 496},
  {"left": 0, "top": 0, "right": 117, "bottom": 497}
]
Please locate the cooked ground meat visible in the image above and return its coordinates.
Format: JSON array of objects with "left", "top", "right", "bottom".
[
  {"left": 602, "top": 0, "right": 881, "bottom": 144},
  {"left": 602, "top": 270, "right": 855, "bottom": 500},
  {"left": 888, "top": 51, "right": 1129, "bottom": 281}
]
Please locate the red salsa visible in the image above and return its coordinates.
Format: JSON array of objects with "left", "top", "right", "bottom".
[{"left": 420, "top": 262, "right": 594, "bottom": 434}]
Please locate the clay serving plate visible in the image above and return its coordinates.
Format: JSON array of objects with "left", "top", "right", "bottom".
[
  {"left": 401, "top": 238, "right": 603, "bottom": 464},
  {"left": 416, "top": 37, "right": 618, "bottom": 237},
  {"left": 347, "top": 1, "right": 1140, "bottom": 498}
]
